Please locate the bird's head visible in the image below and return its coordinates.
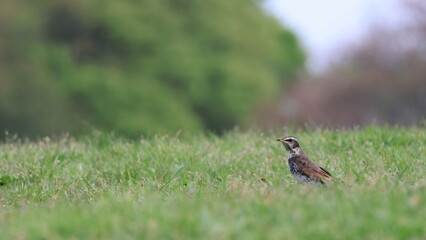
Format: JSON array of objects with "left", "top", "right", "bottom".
[{"left": 276, "top": 136, "right": 300, "bottom": 152}]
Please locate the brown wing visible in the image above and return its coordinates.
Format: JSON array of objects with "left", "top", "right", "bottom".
[
  {"left": 319, "top": 167, "right": 332, "bottom": 178},
  {"left": 298, "top": 167, "right": 331, "bottom": 181},
  {"left": 295, "top": 156, "right": 332, "bottom": 183}
]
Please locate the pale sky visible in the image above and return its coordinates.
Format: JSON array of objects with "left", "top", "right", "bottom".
[{"left": 263, "top": 0, "right": 406, "bottom": 72}]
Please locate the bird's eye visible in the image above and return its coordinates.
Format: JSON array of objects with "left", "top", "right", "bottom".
[{"left": 288, "top": 139, "right": 293, "bottom": 142}]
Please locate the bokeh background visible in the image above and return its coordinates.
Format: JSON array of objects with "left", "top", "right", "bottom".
[{"left": 0, "top": 0, "right": 425, "bottom": 138}]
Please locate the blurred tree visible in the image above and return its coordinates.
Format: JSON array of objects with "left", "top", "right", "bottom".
[
  {"left": 258, "top": 0, "right": 426, "bottom": 128},
  {"left": 0, "top": 0, "right": 305, "bottom": 137}
]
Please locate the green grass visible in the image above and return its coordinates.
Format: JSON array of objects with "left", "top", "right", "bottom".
[{"left": 0, "top": 127, "right": 425, "bottom": 239}]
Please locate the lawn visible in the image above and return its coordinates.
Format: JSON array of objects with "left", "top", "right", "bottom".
[{"left": 0, "top": 126, "right": 425, "bottom": 239}]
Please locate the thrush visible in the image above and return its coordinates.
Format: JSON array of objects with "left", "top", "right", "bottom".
[{"left": 276, "top": 136, "right": 332, "bottom": 184}]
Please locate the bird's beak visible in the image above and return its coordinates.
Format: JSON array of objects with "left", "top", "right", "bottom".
[{"left": 276, "top": 138, "right": 285, "bottom": 142}]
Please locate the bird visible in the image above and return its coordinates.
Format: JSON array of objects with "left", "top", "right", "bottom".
[{"left": 276, "top": 136, "right": 332, "bottom": 184}]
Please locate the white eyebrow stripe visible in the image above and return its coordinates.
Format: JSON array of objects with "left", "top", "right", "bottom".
[{"left": 284, "top": 136, "right": 298, "bottom": 141}]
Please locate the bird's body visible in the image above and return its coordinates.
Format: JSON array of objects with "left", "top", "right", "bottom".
[{"left": 276, "top": 136, "right": 332, "bottom": 184}]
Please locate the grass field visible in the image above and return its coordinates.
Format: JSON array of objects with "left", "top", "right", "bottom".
[{"left": 0, "top": 126, "right": 425, "bottom": 239}]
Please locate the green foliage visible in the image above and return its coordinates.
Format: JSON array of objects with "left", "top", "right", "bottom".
[
  {"left": 0, "top": 127, "right": 425, "bottom": 239},
  {"left": 0, "top": 0, "right": 305, "bottom": 137}
]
